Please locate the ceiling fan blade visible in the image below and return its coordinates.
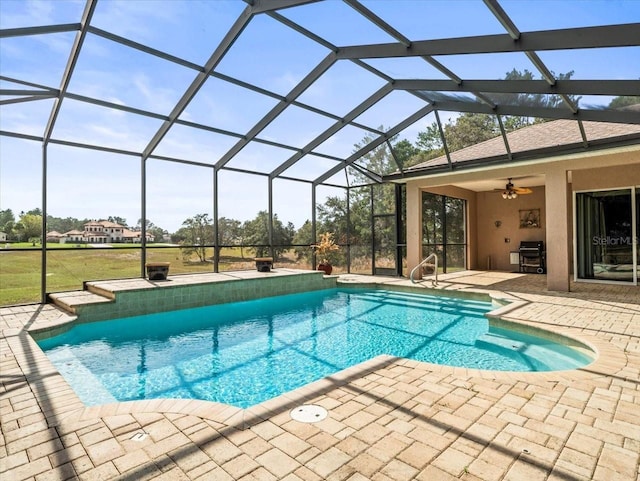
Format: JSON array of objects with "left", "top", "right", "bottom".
[{"left": 492, "top": 177, "right": 534, "bottom": 194}]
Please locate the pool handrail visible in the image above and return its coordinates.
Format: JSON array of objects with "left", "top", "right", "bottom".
[{"left": 410, "top": 253, "right": 438, "bottom": 286}]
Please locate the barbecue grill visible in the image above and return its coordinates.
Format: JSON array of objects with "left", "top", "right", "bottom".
[{"left": 519, "top": 241, "right": 545, "bottom": 274}]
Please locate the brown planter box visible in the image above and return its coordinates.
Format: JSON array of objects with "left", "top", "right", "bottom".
[
  {"left": 254, "top": 257, "right": 273, "bottom": 272},
  {"left": 146, "top": 262, "right": 170, "bottom": 281}
]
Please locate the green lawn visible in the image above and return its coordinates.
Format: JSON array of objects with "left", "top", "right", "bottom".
[{"left": 0, "top": 246, "right": 311, "bottom": 306}]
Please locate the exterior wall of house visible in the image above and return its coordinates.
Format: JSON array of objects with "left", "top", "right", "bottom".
[
  {"left": 405, "top": 182, "right": 478, "bottom": 272},
  {"left": 66, "top": 233, "right": 83, "bottom": 242},
  {"left": 106, "top": 228, "right": 123, "bottom": 242},
  {"left": 571, "top": 163, "right": 640, "bottom": 191},
  {"left": 476, "top": 186, "right": 547, "bottom": 272},
  {"left": 408, "top": 183, "right": 547, "bottom": 274},
  {"left": 404, "top": 146, "right": 640, "bottom": 291}
]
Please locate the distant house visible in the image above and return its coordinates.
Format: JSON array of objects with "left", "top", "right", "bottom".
[
  {"left": 97, "top": 221, "right": 125, "bottom": 242},
  {"left": 83, "top": 220, "right": 123, "bottom": 244},
  {"left": 45, "top": 231, "right": 65, "bottom": 242},
  {"left": 51, "top": 221, "right": 155, "bottom": 244},
  {"left": 64, "top": 230, "right": 84, "bottom": 243},
  {"left": 123, "top": 228, "right": 154, "bottom": 243},
  {"left": 57, "top": 221, "right": 154, "bottom": 244},
  {"left": 0, "top": 232, "right": 6, "bottom": 242}
]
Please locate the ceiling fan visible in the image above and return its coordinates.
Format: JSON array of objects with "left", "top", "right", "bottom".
[{"left": 496, "top": 178, "right": 533, "bottom": 199}]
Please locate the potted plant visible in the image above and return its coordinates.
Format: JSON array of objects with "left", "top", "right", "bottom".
[{"left": 311, "top": 232, "right": 340, "bottom": 275}]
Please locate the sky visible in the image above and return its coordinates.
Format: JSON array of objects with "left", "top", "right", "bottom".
[{"left": 1, "top": 0, "right": 639, "bottom": 233}]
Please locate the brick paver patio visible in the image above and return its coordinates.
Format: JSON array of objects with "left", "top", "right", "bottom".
[{"left": 1, "top": 271, "right": 639, "bottom": 480}]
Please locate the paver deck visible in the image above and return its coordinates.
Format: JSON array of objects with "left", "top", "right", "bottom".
[{"left": 1, "top": 270, "right": 639, "bottom": 481}]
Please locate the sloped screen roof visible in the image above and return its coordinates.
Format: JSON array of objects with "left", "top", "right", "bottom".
[{"left": 1, "top": 0, "right": 639, "bottom": 185}]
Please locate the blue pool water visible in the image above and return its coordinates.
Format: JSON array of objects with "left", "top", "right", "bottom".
[{"left": 37, "top": 288, "right": 593, "bottom": 408}]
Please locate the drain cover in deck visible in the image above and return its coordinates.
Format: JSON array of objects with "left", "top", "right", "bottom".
[
  {"left": 130, "top": 431, "right": 148, "bottom": 441},
  {"left": 290, "top": 404, "right": 328, "bottom": 423}
]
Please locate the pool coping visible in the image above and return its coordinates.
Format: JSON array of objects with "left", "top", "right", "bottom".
[{"left": 14, "top": 271, "right": 627, "bottom": 431}]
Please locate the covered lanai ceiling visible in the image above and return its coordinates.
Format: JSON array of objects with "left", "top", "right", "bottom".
[{"left": 1, "top": 0, "right": 640, "bottom": 190}]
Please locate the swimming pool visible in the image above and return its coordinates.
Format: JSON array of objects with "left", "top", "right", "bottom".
[{"left": 37, "top": 288, "right": 593, "bottom": 408}]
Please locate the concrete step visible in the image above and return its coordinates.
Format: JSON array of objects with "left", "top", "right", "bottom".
[
  {"left": 48, "top": 290, "right": 113, "bottom": 315},
  {"left": 84, "top": 282, "right": 116, "bottom": 300}
]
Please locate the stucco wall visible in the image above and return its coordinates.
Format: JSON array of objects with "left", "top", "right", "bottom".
[
  {"left": 476, "top": 186, "right": 547, "bottom": 272},
  {"left": 571, "top": 163, "right": 640, "bottom": 191}
]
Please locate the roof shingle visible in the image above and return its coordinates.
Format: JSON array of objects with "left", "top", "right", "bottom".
[{"left": 407, "top": 118, "right": 640, "bottom": 172}]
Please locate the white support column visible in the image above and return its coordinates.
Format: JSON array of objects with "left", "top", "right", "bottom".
[{"left": 545, "top": 168, "right": 571, "bottom": 291}]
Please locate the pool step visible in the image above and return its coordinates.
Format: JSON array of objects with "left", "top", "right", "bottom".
[
  {"left": 48, "top": 290, "right": 113, "bottom": 315},
  {"left": 476, "top": 332, "right": 527, "bottom": 352},
  {"left": 46, "top": 347, "right": 118, "bottom": 405},
  {"left": 474, "top": 331, "right": 535, "bottom": 367},
  {"left": 84, "top": 282, "right": 116, "bottom": 300}
]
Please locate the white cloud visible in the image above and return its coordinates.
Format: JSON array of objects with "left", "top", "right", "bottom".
[
  {"left": 273, "top": 71, "right": 301, "bottom": 93},
  {"left": 132, "top": 72, "right": 182, "bottom": 115},
  {"left": 91, "top": 0, "right": 183, "bottom": 45},
  {"left": 0, "top": 0, "right": 54, "bottom": 28}
]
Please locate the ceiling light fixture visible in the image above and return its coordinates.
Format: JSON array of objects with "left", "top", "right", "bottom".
[{"left": 501, "top": 178, "right": 519, "bottom": 199}]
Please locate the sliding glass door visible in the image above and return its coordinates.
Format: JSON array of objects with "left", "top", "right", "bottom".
[
  {"left": 575, "top": 188, "right": 637, "bottom": 283},
  {"left": 422, "top": 192, "right": 467, "bottom": 273}
]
